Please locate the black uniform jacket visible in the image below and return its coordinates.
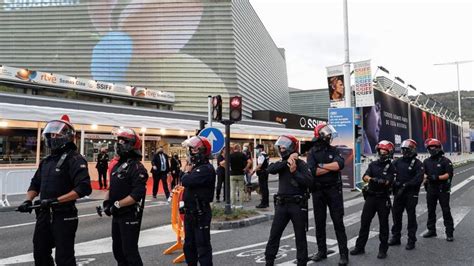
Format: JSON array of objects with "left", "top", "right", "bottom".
[{"left": 29, "top": 143, "right": 92, "bottom": 200}]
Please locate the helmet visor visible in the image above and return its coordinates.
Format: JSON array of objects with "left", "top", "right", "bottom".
[
  {"left": 43, "top": 121, "right": 69, "bottom": 137},
  {"left": 320, "top": 125, "right": 338, "bottom": 139},
  {"left": 401, "top": 140, "right": 415, "bottom": 149},
  {"left": 275, "top": 136, "right": 294, "bottom": 150}
]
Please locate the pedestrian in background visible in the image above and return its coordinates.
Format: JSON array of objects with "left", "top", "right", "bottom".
[
  {"left": 96, "top": 147, "right": 109, "bottom": 189},
  {"left": 151, "top": 146, "right": 170, "bottom": 200},
  {"left": 229, "top": 144, "right": 252, "bottom": 207},
  {"left": 215, "top": 149, "right": 226, "bottom": 202},
  {"left": 170, "top": 153, "right": 182, "bottom": 189},
  {"left": 254, "top": 144, "right": 269, "bottom": 208}
]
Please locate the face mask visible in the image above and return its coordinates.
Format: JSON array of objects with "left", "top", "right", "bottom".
[
  {"left": 402, "top": 148, "right": 414, "bottom": 158},
  {"left": 428, "top": 147, "right": 441, "bottom": 157}
]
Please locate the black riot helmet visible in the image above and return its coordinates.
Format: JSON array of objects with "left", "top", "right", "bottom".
[
  {"left": 42, "top": 114, "right": 75, "bottom": 152},
  {"left": 401, "top": 139, "right": 417, "bottom": 158}
]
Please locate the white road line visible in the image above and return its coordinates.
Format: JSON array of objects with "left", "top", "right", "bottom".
[
  {"left": 0, "top": 224, "right": 230, "bottom": 264},
  {"left": 0, "top": 202, "right": 169, "bottom": 230},
  {"left": 305, "top": 236, "right": 337, "bottom": 246},
  {"left": 451, "top": 176, "right": 474, "bottom": 193},
  {"left": 419, "top": 206, "right": 471, "bottom": 238},
  {"left": 328, "top": 210, "right": 362, "bottom": 227}
]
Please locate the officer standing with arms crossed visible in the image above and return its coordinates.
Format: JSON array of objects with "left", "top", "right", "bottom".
[
  {"left": 422, "top": 138, "right": 454, "bottom": 241},
  {"left": 350, "top": 140, "right": 396, "bottom": 259},
  {"left": 307, "top": 123, "right": 348, "bottom": 265},
  {"left": 102, "top": 127, "right": 148, "bottom": 265},
  {"left": 181, "top": 136, "right": 216, "bottom": 266},
  {"left": 389, "top": 139, "right": 424, "bottom": 250},
  {"left": 264, "top": 135, "right": 314, "bottom": 266},
  {"left": 17, "top": 115, "right": 92, "bottom": 266}
]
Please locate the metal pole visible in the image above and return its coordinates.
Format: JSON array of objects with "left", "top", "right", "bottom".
[
  {"left": 36, "top": 123, "right": 41, "bottom": 167},
  {"left": 208, "top": 95, "right": 213, "bottom": 127},
  {"left": 456, "top": 63, "right": 464, "bottom": 153},
  {"left": 80, "top": 127, "right": 85, "bottom": 156},
  {"left": 141, "top": 131, "right": 145, "bottom": 163},
  {"left": 224, "top": 121, "right": 232, "bottom": 214},
  {"left": 343, "top": 0, "right": 351, "bottom": 107}
]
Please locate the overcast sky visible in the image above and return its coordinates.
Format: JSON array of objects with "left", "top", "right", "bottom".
[{"left": 250, "top": 0, "right": 473, "bottom": 95}]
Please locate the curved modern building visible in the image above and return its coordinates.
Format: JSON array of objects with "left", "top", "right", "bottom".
[{"left": 0, "top": 0, "right": 290, "bottom": 116}]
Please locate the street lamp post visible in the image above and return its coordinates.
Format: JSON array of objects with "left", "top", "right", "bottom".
[{"left": 434, "top": 60, "right": 473, "bottom": 153}]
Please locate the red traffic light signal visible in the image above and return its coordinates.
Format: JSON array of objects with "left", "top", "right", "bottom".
[
  {"left": 229, "top": 96, "right": 242, "bottom": 122},
  {"left": 212, "top": 95, "right": 222, "bottom": 121}
]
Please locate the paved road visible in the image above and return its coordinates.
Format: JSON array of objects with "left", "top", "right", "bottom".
[{"left": 1, "top": 163, "right": 473, "bottom": 265}]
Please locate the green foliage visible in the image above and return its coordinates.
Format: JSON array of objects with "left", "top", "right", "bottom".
[
  {"left": 212, "top": 206, "right": 259, "bottom": 221},
  {"left": 429, "top": 90, "right": 474, "bottom": 127}
]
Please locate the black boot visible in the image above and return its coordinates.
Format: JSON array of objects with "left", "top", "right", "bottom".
[
  {"left": 377, "top": 251, "right": 387, "bottom": 259},
  {"left": 446, "top": 232, "right": 454, "bottom": 242},
  {"left": 388, "top": 237, "right": 401, "bottom": 246},
  {"left": 405, "top": 242, "right": 415, "bottom": 250},
  {"left": 338, "top": 253, "right": 349, "bottom": 266},
  {"left": 350, "top": 247, "right": 365, "bottom": 255},
  {"left": 311, "top": 251, "right": 327, "bottom": 262},
  {"left": 423, "top": 230, "right": 437, "bottom": 238}
]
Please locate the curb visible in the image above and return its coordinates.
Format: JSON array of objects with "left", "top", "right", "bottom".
[{"left": 211, "top": 213, "right": 274, "bottom": 230}]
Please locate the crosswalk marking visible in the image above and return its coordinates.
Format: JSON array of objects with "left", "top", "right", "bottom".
[{"left": 419, "top": 206, "right": 471, "bottom": 238}]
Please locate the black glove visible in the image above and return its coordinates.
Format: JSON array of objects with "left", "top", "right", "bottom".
[
  {"left": 40, "top": 198, "right": 58, "bottom": 209},
  {"left": 103, "top": 200, "right": 112, "bottom": 217},
  {"left": 429, "top": 174, "right": 438, "bottom": 181},
  {"left": 17, "top": 200, "right": 32, "bottom": 213},
  {"left": 377, "top": 178, "right": 387, "bottom": 185},
  {"left": 369, "top": 177, "right": 378, "bottom": 184}
]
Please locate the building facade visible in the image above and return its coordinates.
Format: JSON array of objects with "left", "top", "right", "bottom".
[
  {"left": 290, "top": 88, "right": 330, "bottom": 118},
  {"left": 0, "top": 0, "right": 290, "bottom": 116}
]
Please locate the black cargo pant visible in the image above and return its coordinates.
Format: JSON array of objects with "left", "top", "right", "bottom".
[
  {"left": 312, "top": 184, "right": 348, "bottom": 255},
  {"left": 98, "top": 167, "right": 108, "bottom": 189},
  {"left": 33, "top": 207, "right": 78, "bottom": 266},
  {"left": 152, "top": 172, "right": 170, "bottom": 199},
  {"left": 112, "top": 210, "right": 143, "bottom": 266},
  {"left": 391, "top": 190, "right": 419, "bottom": 243},
  {"left": 355, "top": 195, "right": 391, "bottom": 253},
  {"left": 265, "top": 200, "right": 308, "bottom": 266},
  {"left": 258, "top": 172, "right": 269, "bottom": 206},
  {"left": 184, "top": 205, "right": 213, "bottom": 266},
  {"left": 426, "top": 185, "right": 454, "bottom": 235},
  {"left": 215, "top": 169, "right": 225, "bottom": 201}
]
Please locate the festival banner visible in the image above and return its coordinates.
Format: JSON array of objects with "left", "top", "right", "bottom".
[
  {"left": 328, "top": 107, "right": 355, "bottom": 188},
  {"left": 354, "top": 60, "right": 375, "bottom": 107}
]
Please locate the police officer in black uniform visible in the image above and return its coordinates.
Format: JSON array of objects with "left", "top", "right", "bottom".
[
  {"left": 389, "top": 139, "right": 424, "bottom": 250},
  {"left": 181, "top": 136, "right": 216, "bottom": 266},
  {"left": 351, "top": 140, "right": 396, "bottom": 259},
  {"left": 17, "top": 115, "right": 92, "bottom": 266},
  {"left": 255, "top": 144, "right": 270, "bottom": 208},
  {"left": 307, "top": 123, "right": 348, "bottom": 265},
  {"left": 422, "top": 138, "right": 454, "bottom": 241},
  {"left": 96, "top": 148, "right": 109, "bottom": 189},
  {"left": 103, "top": 127, "right": 148, "bottom": 265},
  {"left": 264, "top": 135, "right": 313, "bottom": 266}
]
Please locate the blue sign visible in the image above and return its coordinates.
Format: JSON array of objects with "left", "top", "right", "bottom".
[
  {"left": 198, "top": 127, "right": 225, "bottom": 154},
  {"left": 328, "top": 107, "right": 355, "bottom": 189}
]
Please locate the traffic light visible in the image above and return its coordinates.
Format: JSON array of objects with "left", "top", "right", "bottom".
[
  {"left": 196, "top": 120, "right": 207, "bottom": 135},
  {"left": 212, "top": 95, "right": 222, "bottom": 121},
  {"left": 229, "top": 96, "right": 242, "bottom": 122}
]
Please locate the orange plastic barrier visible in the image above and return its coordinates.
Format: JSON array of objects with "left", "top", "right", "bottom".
[{"left": 163, "top": 185, "right": 186, "bottom": 263}]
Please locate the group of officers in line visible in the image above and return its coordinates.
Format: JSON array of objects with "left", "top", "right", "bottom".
[{"left": 16, "top": 115, "right": 454, "bottom": 266}]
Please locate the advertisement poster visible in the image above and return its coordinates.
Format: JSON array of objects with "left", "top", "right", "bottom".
[
  {"left": 0, "top": 65, "right": 175, "bottom": 103},
  {"left": 362, "top": 89, "right": 409, "bottom": 154},
  {"left": 326, "top": 64, "right": 345, "bottom": 108},
  {"left": 354, "top": 60, "right": 375, "bottom": 107},
  {"left": 410, "top": 106, "right": 454, "bottom": 152},
  {"left": 328, "top": 107, "right": 355, "bottom": 188}
]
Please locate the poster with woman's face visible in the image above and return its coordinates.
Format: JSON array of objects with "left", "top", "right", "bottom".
[
  {"left": 362, "top": 89, "right": 409, "bottom": 154},
  {"left": 326, "top": 65, "right": 345, "bottom": 108}
]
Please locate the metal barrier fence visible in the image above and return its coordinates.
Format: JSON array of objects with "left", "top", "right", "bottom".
[{"left": 0, "top": 168, "right": 37, "bottom": 207}]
